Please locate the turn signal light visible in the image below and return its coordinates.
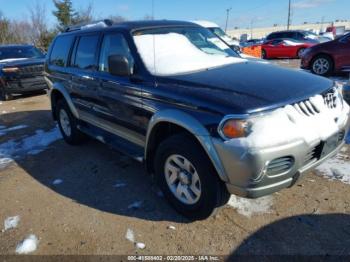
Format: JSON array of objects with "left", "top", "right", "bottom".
[
  {"left": 221, "top": 119, "right": 248, "bottom": 139},
  {"left": 2, "top": 67, "right": 19, "bottom": 73}
]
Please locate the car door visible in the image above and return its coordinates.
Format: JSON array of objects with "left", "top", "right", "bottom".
[
  {"left": 69, "top": 33, "right": 101, "bottom": 117},
  {"left": 266, "top": 40, "right": 284, "bottom": 58},
  {"left": 337, "top": 34, "right": 350, "bottom": 71},
  {"left": 93, "top": 32, "right": 145, "bottom": 147}
]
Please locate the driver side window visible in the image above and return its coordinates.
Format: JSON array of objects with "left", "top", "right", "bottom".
[{"left": 99, "top": 33, "right": 134, "bottom": 74}]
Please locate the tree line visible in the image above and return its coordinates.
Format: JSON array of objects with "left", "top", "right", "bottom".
[{"left": 0, "top": 0, "right": 130, "bottom": 50}]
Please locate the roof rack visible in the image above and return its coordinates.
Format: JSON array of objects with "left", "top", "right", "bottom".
[{"left": 65, "top": 19, "right": 114, "bottom": 32}]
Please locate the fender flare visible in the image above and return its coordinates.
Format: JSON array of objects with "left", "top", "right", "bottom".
[
  {"left": 49, "top": 83, "right": 79, "bottom": 119},
  {"left": 145, "top": 109, "right": 229, "bottom": 182}
]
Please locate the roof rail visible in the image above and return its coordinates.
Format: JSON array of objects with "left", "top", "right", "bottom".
[{"left": 65, "top": 19, "right": 114, "bottom": 32}]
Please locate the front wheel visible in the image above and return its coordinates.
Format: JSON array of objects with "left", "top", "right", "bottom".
[
  {"left": 56, "top": 99, "right": 87, "bottom": 145},
  {"left": 0, "top": 87, "right": 12, "bottom": 101},
  {"left": 154, "top": 134, "right": 230, "bottom": 220},
  {"left": 261, "top": 49, "right": 267, "bottom": 59}
]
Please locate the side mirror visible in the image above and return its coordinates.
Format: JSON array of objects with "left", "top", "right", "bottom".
[{"left": 108, "top": 55, "right": 131, "bottom": 77}]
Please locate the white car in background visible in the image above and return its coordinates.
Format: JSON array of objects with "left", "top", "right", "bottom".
[{"left": 192, "top": 20, "right": 241, "bottom": 52}]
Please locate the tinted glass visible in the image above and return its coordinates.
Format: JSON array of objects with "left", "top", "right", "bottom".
[
  {"left": 267, "top": 33, "right": 277, "bottom": 40},
  {"left": 99, "top": 34, "right": 134, "bottom": 73},
  {"left": 74, "top": 35, "right": 99, "bottom": 70},
  {"left": 50, "top": 35, "right": 74, "bottom": 67},
  {"left": 0, "top": 46, "right": 44, "bottom": 60}
]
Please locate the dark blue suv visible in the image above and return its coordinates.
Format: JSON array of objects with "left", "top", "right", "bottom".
[{"left": 45, "top": 20, "right": 350, "bottom": 220}]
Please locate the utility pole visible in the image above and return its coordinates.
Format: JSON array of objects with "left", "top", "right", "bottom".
[
  {"left": 225, "top": 8, "right": 232, "bottom": 33},
  {"left": 287, "top": 0, "right": 291, "bottom": 30}
]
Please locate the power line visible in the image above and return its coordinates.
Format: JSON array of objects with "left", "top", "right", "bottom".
[{"left": 287, "top": 0, "right": 291, "bottom": 30}]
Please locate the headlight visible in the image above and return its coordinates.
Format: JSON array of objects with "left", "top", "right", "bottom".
[
  {"left": 2, "top": 67, "right": 19, "bottom": 73},
  {"left": 218, "top": 117, "right": 251, "bottom": 140}
]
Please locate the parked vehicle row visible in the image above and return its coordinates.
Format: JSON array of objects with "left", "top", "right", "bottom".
[{"left": 44, "top": 20, "right": 350, "bottom": 220}]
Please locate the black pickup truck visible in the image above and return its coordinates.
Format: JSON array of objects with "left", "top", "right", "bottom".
[
  {"left": 45, "top": 20, "right": 350, "bottom": 220},
  {"left": 0, "top": 45, "right": 47, "bottom": 101}
]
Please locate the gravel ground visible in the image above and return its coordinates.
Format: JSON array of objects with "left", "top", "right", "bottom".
[{"left": 0, "top": 61, "right": 349, "bottom": 258}]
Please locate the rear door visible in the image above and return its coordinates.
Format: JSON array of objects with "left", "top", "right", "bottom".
[
  {"left": 69, "top": 33, "right": 101, "bottom": 116},
  {"left": 93, "top": 32, "right": 145, "bottom": 147}
]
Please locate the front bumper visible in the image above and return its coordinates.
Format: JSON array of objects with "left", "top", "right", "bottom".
[
  {"left": 212, "top": 116, "right": 350, "bottom": 198},
  {"left": 2, "top": 76, "right": 48, "bottom": 94}
]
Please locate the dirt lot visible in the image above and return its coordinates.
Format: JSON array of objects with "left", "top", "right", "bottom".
[{"left": 0, "top": 60, "right": 350, "bottom": 258}]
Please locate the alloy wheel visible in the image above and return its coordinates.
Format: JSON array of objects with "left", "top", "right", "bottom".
[
  {"left": 59, "top": 109, "right": 72, "bottom": 137},
  {"left": 312, "top": 58, "right": 330, "bottom": 75},
  {"left": 164, "top": 154, "right": 201, "bottom": 205}
]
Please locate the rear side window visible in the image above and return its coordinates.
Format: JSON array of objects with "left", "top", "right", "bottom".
[
  {"left": 73, "top": 35, "right": 99, "bottom": 70},
  {"left": 267, "top": 33, "right": 277, "bottom": 40},
  {"left": 50, "top": 35, "right": 74, "bottom": 67}
]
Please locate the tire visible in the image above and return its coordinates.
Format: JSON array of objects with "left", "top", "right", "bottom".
[
  {"left": 56, "top": 99, "right": 87, "bottom": 145},
  {"left": 261, "top": 49, "right": 267, "bottom": 59},
  {"left": 297, "top": 48, "right": 305, "bottom": 58},
  {"left": 0, "top": 87, "right": 12, "bottom": 101},
  {"left": 154, "top": 133, "right": 230, "bottom": 220},
  {"left": 311, "top": 55, "right": 334, "bottom": 76}
]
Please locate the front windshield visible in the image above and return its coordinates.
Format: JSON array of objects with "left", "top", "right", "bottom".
[
  {"left": 210, "top": 27, "right": 226, "bottom": 37},
  {"left": 133, "top": 26, "right": 243, "bottom": 76},
  {"left": 0, "top": 46, "right": 44, "bottom": 61}
]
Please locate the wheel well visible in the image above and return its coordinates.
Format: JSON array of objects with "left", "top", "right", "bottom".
[
  {"left": 50, "top": 90, "right": 64, "bottom": 120},
  {"left": 145, "top": 122, "right": 205, "bottom": 175}
]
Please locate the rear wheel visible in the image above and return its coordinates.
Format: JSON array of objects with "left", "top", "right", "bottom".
[
  {"left": 56, "top": 99, "right": 87, "bottom": 145},
  {"left": 311, "top": 55, "right": 333, "bottom": 76},
  {"left": 154, "top": 134, "right": 230, "bottom": 220}
]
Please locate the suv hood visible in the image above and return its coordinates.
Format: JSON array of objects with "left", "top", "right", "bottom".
[{"left": 158, "top": 61, "right": 333, "bottom": 114}]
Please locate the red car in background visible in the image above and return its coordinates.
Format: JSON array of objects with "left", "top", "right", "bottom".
[
  {"left": 261, "top": 39, "right": 315, "bottom": 59},
  {"left": 301, "top": 33, "right": 350, "bottom": 76}
]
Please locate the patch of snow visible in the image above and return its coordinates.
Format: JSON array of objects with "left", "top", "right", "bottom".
[
  {"left": 3, "top": 216, "right": 20, "bottom": 231},
  {"left": 136, "top": 242, "right": 146, "bottom": 249},
  {"left": 0, "top": 127, "right": 61, "bottom": 169},
  {"left": 167, "top": 225, "right": 176, "bottom": 230},
  {"left": 1, "top": 111, "right": 7, "bottom": 114},
  {"left": 316, "top": 153, "right": 350, "bottom": 184},
  {"left": 133, "top": 33, "right": 245, "bottom": 76},
  {"left": 15, "top": 234, "right": 38, "bottom": 254},
  {"left": 0, "top": 125, "right": 27, "bottom": 136},
  {"left": 52, "top": 179, "right": 63, "bottom": 185},
  {"left": 0, "top": 157, "right": 13, "bottom": 169},
  {"left": 128, "top": 201, "right": 143, "bottom": 210},
  {"left": 227, "top": 195, "right": 274, "bottom": 217},
  {"left": 125, "top": 228, "right": 135, "bottom": 243}
]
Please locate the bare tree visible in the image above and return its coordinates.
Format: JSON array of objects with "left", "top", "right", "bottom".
[
  {"left": 72, "top": 2, "right": 94, "bottom": 24},
  {"left": 28, "top": 1, "right": 51, "bottom": 49}
]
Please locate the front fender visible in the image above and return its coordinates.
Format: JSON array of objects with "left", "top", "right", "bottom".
[{"left": 145, "top": 109, "right": 229, "bottom": 182}]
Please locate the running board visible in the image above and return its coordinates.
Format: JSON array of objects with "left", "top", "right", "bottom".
[{"left": 77, "top": 122, "right": 144, "bottom": 162}]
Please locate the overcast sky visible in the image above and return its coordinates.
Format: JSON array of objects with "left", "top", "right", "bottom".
[{"left": 0, "top": 0, "right": 348, "bottom": 29}]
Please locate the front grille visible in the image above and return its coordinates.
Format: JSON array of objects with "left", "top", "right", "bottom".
[
  {"left": 266, "top": 156, "right": 294, "bottom": 176},
  {"left": 304, "top": 143, "right": 323, "bottom": 165},
  {"left": 293, "top": 99, "right": 320, "bottom": 116},
  {"left": 322, "top": 89, "right": 337, "bottom": 109},
  {"left": 18, "top": 65, "right": 44, "bottom": 75}
]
